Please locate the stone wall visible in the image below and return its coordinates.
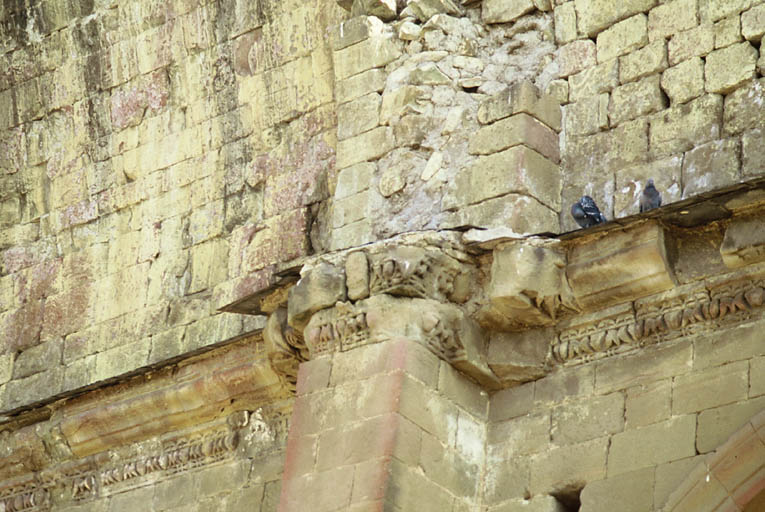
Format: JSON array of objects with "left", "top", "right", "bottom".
[{"left": 1, "top": 0, "right": 764, "bottom": 511}]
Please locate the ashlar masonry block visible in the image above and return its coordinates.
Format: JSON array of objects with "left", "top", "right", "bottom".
[
  {"left": 574, "top": 0, "right": 658, "bottom": 37},
  {"left": 648, "top": 0, "right": 699, "bottom": 42},
  {"left": 650, "top": 93, "right": 722, "bottom": 157},
  {"left": 619, "top": 39, "right": 668, "bottom": 84},
  {"left": 568, "top": 58, "right": 620, "bottom": 101},
  {"left": 566, "top": 221, "right": 676, "bottom": 311},
  {"left": 596, "top": 13, "right": 648, "bottom": 63},
  {"left": 608, "top": 73, "right": 666, "bottom": 126},
  {"left": 443, "top": 145, "right": 562, "bottom": 212},
  {"left": 661, "top": 57, "right": 705, "bottom": 105},
  {"left": 668, "top": 23, "right": 715, "bottom": 65},
  {"left": 704, "top": 41, "right": 758, "bottom": 93},
  {"left": 723, "top": 78, "right": 765, "bottom": 135},
  {"left": 742, "top": 3, "right": 765, "bottom": 42},
  {"left": 483, "top": 0, "right": 536, "bottom": 24},
  {"left": 333, "top": 32, "right": 402, "bottom": 81},
  {"left": 477, "top": 81, "right": 562, "bottom": 131},
  {"left": 468, "top": 112, "right": 560, "bottom": 163}
]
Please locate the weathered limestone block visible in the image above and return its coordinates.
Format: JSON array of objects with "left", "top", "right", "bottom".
[
  {"left": 351, "top": 0, "right": 398, "bottom": 21},
  {"left": 335, "top": 162, "right": 374, "bottom": 199},
  {"left": 483, "top": 0, "right": 536, "bottom": 24},
  {"left": 723, "top": 78, "right": 765, "bottom": 135},
  {"left": 704, "top": 41, "right": 758, "bottom": 93},
  {"left": 488, "top": 328, "right": 552, "bottom": 382},
  {"left": 700, "top": 0, "right": 753, "bottom": 24},
  {"left": 668, "top": 23, "right": 715, "bottom": 65},
  {"left": 481, "top": 240, "right": 573, "bottom": 329},
  {"left": 619, "top": 40, "right": 668, "bottom": 84},
  {"left": 614, "top": 157, "right": 682, "bottom": 217},
  {"left": 661, "top": 57, "right": 704, "bottom": 105},
  {"left": 648, "top": 0, "right": 698, "bottom": 42},
  {"left": 579, "top": 467, "right": 654, "bottom": 512},
  {"left": 558, "top": 40, "right": 597, "bottom": 78},
  {"left": 567, "top": 222, "right": 676, "bottom": 311},
  {"left": 565, "top": 93, "right": 608, "bottom": 136},
  {"left": 608, "top": 74, "right": 666, "bottom": 126},
  {"left": 407, "top": 0, "right": 464, "bottom": 22},
  {"left": 469, "top": 113, "right": 560, "bottom": 163},
  {"left": 336, "top": 126, "right": 395, "bottom": 168},
  {"left": 682, "top": 138, "right": 740, "bottom": 198},
  {"left": 409, "top": 62, "right": 451, "bottom": 85},
  {"left": 596, "top": 13, "right": 648, "bottom": 63},
  {"left": 443, "top": 145, "right": 562, "bottom": 211},
  {"left": 742, "top": 128, "right": 764, "bottom": 178},
  {"left": 337, "top": 92, "right": 381, "bottom": 140},
  {"left": 720, "top": 216, "right": 765, "bottom": 268},
  {"left": 333, "top": 30, "right": 402, "bottom": 80},
  {"left": 478, "top": 81, "right": 562, "bottom": 132},
  {"left": 742, "top": 3, "right": 765, "bottom": 41},
  {"left": 566, "top": 118, "right": 648, "bottom": 176},
  {"left": 380, "top": 85, "right": 430, "bottom": 125},
  {"left": 345, "top": 251, "right": 370, "bottom": 300},
  {"left": 714, "top": 15, "right": 743, "bottom": 48},
  {"left": 554, "top": 2, "right": 578, "bottom": 44},
  {"left": 649, "top": 93, "right": 722, "bottom": 157},
  {"left": 568, "top": 58, "right": 619, "bottom": 101},
  {"left": 332, "top": 16, "right": 386, "bottom": 51},
  {"left": 444, "top": 194, "right": 560, "bottom": 233},
  {"left": 574, "top": 0, "right": 658, "bottom": 37},
  {"left": 337, "top": 68, "right": 386, "bottom": 103},
  {"left": 287, "top": 263, "right": 347, "bottom": 331}
]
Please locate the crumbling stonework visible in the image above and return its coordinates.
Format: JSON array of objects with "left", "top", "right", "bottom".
[{"left": 1, "top": 0, "right": 764, "bottom": 510}]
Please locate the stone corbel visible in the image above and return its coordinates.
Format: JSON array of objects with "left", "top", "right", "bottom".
[
  {"left": 263, "top": 308, "right": 309, "bottom": 392},
  {"left": 478, "top": 238, "right": 577, "bottom": 330},
  {"left": 720, "top": 215, "right": 765, "bottom": 268}
]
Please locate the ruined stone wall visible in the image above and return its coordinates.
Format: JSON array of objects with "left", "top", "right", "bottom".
[{"left": 1, "top": 0, "right": 764, "bottom": 511}]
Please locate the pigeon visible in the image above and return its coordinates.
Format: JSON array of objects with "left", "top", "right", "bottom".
[
  {"left": 639, "top": 178, "right": 662, "bottom": 213},
  {"left": 571, "top": 195, "right": 607, "bottom": 228}
]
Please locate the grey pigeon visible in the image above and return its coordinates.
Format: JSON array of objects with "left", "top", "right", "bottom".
[
  {"left": 571, "top": 195, "right": 607, "bottom": 228},
  {"left": 639, "top": 178, "right": 661, "bottom": 213}
]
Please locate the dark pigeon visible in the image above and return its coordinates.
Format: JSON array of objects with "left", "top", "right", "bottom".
[
  {"left": 571, "top": 195, "right": 607, "bottom": 228},
  {"left": 639, "top": 178, "right": 662, "bottom": 213}
]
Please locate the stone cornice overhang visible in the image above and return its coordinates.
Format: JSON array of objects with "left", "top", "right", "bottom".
[{"left": 222, "top": 176, "right": 765, "bottom": 390}]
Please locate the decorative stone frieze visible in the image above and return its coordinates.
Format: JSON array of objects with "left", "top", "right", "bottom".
[
  {"left": 720, "top": 216, "right": 765, "bottom": 268},
  {"left": 566, "top": 221, "right": 677, "bottom": 311}
]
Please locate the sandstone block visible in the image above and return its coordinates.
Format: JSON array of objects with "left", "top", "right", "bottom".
[
  {"left": 661, "top": 57, "right": 704, "bottom": 105},
  {"left": 668, "top": 24, "right": 715, "bottom": 65},
  {"left": 337, "top": 93, "right": 381, "bottom": 141},
  {"left": 554, "top": 2, "right": 578, "bottom": 44},
  {"left": 380, "top": 85, "right": 429, "bottom": 125},
  {"left": 483, "top": 0, "right": 536, "bottom": 24},
  {"left": 742, "top": 3, "right": 765, "bottom": 41},
  {"left": 558, "top": 39, "right": 597, "bottom": 78},
  {"left": 751, "top": 356, "right": 765, "bottom": 397},
  {"left": 723, "top": 78, "right": 765, "bottom": 135},
  {"left": 551, "top": 393, "right": 625, "bottom": 445},
  {"left": 648, "top": 0, "right": 698, "bottom": 42},
  {"left": 693, "top": 323, "right": 765, "bottom": 370},
  {"left": 705, "top": 41, "right": 758, "bottom": 93},
  {"left": 653, "top": 456, "right": 706, "bottom": 509},
  {"left": 529, "top": 437, "right": 609, "bottom": 494},
  {"left": 565, "top": 117, "right": 647, "bottom": 177},
  {"left": 574, "top": 0, "right": 658, "bottom": 37},
  {"left": 597, "top": 14, "right": 648, "bottom": 63},
  {"left": 444, "top": 145, "right": 561, "bottom": 211},
  {"left": 438, "top": 362, "right": 488, "bottom": 418},
  {"left": 489, "top": 496, "right": 567, "bottom": 512},
  {"left": 682, "top": 138, "right": 740, "bottom": 198},
  {"left": 595, "top": 340, "right": 692, "bottom": 394},
  {"left": 419, "top": 432, "right": 482, "bottom": 498},
  {"left": 330, "top": 219, "right": 374, "bottom": 251},
  {"left": 545, "top": 79, "right": 569, "bottom": 104},
  {"left": 649, "top": 93, "right": 722, "bottom": 157},
  {"left": 625, "top": 379, "right": 671, "bottom": 429},
  {"left": 332, "top": 191, "right": 370, "bottom": 228},
  {"left": 490, "top": 381, "right": 535, "bottom": 422},
  {"left": 714, "top": 15, "right": 743, "bottom": 48},
  {"left": 485, "top": 457, "right": 531, "bottom": 504},
  {"left": 333, "top": 33, "right": 402, "bottom": 80},
  {"left": 742, "top": 128, "right": 764, "bottom": 178},
  {"left": 580, "top": 467, "right": 654, "bottom": 512},
  {"left": 609, "top": 74, "right": 666, "bottom": 125},
  {"left": 700, "top": 0, "right": 753, "bottom": 24},
  {"left": 567, "top": 222, "right": 676, "bottom": 310},
  {"left": 337, "top": 68, "right": 386, "bottom": 104},
  {"left": 535, "top": 365, "right": 595, "bottom": 404},
  {"left": 489, "top": 411, "right": 550, "bottom": 456},
  {"left": 287, "top": 263, "right": 347, "bottom": 331},
  {"left": 469, "top": 113, "right": 560, "bottom": 162},
  {"left": 478, "top": 81, "right": 562, "bottom": 131},
  {"left": 673, "top": 360, "right": 749, "bottom": 415},
  {"left": 443, "top": 194, "right": 559, "bottom": 233},
  {"left": 345, "top": 251, "right": 370, "bottom": 300},
  {"left": 568, "top": 58, "right": 619, "bottom": 101},
  {"left": 720, "top": 216, "right": 765, "bottom": 268},
  {"left": 696, "top": 395, "right": 765, "bottom": 453},
  {"left": 619, "top": 39, "right": 668, "bottom": 83},
  {"left": 487, "top": 329, "right": 553, "bottom": 382},
  {"left": 614, "top": 157, "right": 682, "bottom": 217},
  {"left": 336, "top": 126, "right": 395, "bottom": 169},
  {"left": 607, "top": 414, "right": 696, "bottom": 476}
]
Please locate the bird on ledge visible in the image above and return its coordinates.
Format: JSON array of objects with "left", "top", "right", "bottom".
[
  {"left": 640, "top": 178, "right": 662, "bottom": 212},
  {"left": 571, "top": 195, "right": 607, "bottom": 228}
]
